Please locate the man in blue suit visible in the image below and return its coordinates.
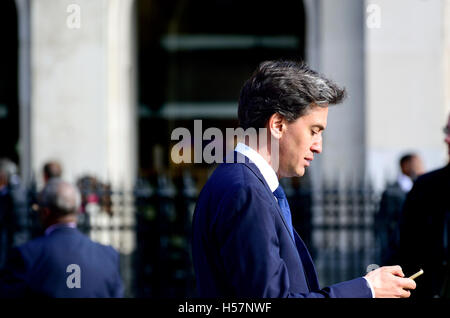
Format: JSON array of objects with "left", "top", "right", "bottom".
[
  {"left": 0, "top": 179, "right": 124, "bottom": 297},
  {"left": 192, "top": 60, "right": 416, "bottom": 298}
]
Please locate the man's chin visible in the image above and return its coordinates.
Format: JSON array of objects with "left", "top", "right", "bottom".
[
  {"left": 279, "top": 166, "right": 306, "bottom": 178},
  {"left": 293, "top": 167, "right": 306, "bottom": 178}
]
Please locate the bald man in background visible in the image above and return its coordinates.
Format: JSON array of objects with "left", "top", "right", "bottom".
[{"left": 0, "top": 179, "right": 123, "bottom": 298}]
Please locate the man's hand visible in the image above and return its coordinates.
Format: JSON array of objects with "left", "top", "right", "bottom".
[{"left": 364, "top": 265, "right": 416, "bottom": 298}]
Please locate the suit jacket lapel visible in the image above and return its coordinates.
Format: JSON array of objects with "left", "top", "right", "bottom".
[
  {"left": 294, "top": 231, "right": 320, "bottom": 290},
  {"left": 235, "top": 152, "right": 297, "bottom": 244}
]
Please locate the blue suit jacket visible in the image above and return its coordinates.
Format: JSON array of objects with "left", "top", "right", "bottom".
[
  {"left": 0, "top": 227, "right": 123, "bottom": 298},
  {"left": 192, "top": 152, "right": 372, "bottom": 297}
]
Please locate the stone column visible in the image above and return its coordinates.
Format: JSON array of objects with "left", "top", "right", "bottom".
[
  {"left": 444, "top": 0, "right": 450, "bottom": 120},
  {"left": 30, "top": 0, "right": 137, "bottom": 191},
  {"left": 304, "top": 0, "right": 366, "bottom": 186},
  {"left": 16, "top": 0, "right": 32, "bottom": 185},
  {"left": 28, "top": 0, "right": 137, "bottom": 296},
  {"left": 365, "top": 0, "right": 447, "bottom": 190}
]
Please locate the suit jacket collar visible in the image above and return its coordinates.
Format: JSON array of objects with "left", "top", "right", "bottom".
[
  {"left": 227, "top": 151, "right": 274, "bottom": 202},
  {"left": 45, "top": 223, "right": 77, "bottom": 236},
  {"left": 234, "top": 143, "right": 279, "bottom": 192},
  {"left": 224, "top": 151, "right": 273, "bottom": 195}
]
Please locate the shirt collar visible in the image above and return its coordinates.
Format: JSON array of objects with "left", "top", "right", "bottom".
[
  {"left": 45, "top": 222, "right": 77, "bottom": 236},
  {"left": 235, "top": 142, "right": 279, "bottom": 192},
  {"left": 397, "top": 173, "right": 413, "bottom": 192}
]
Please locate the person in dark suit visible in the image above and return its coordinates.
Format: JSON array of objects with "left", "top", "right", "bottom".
[
  {"left": 0, "top": 159, "right": 16, "bottom": 268},
  {"left": 376, "top": 153, "right": 424, "bottom": 265},
  {"left": 0, "top": 158, "right": 29, "bottom": 261},
  {"left": 29, "top": 160, "right": 64, "bottom": 239},
  {"left": 191, "top": 60, "right": 416, "bottom": 298},
  {"left": 0, "top": 179, "right": 124, "bottom": 298},
  {"left": 399, "top": 114, "right": 450, "bottom": 298}
]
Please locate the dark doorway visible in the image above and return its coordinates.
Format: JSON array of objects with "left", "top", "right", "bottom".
[
  {"left": 0, "top": 1, "right": 19, "bottom": 163},
  {"left": 137, "top": 0, "right": 305, "bottom": 183}
]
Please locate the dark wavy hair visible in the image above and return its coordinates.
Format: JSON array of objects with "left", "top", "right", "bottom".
[{"left": 238, "top": 60, "right": 346, "bottom": 129}]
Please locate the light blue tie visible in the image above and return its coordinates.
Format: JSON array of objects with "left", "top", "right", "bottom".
[{"left": 273, "top": 185, "right": 295, "bottom": 240}]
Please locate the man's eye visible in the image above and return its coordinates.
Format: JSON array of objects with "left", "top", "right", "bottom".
[{"left": 311, "top": 130, "right": 318, "bottom": 135}]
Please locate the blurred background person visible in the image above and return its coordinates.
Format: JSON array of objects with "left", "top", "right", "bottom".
[
  {"left": 43, "top": 161, "right": 62, "bottom": 184},
  {"left": 0, "top": 158, "right": 28, "bottom": 265},
  {"left": 0, "top": 158, "right": 16, "bottom": 268},
  {"left": 29, "top": 161, "right": 64, "bottom": 238},
  {"left": 0, "top": 179, "right": 124, "bottom": 298},
  {"left": 399, "top": 114, "right": 450, "bottom": 298},
  {"left": 375, "top": 153, "right": 425, "bottom": 265}
]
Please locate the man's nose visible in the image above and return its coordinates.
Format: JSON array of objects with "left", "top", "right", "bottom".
[{"left": 311, "top": 138, "right": 322, "bottom": 154}]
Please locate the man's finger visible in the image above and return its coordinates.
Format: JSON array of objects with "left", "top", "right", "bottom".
[
  {"left": 400, "top": 289, "right": 411, "bottom": 298},
  {"left": 398, "top": 277, "right": 416, "bottom": 290},
  {"left": 387, "top": 265, "right": 405, "bottom": 277}
]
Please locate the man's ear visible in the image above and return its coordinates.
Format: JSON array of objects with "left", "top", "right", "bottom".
[{"left": 267, "top": 113, "right": 285, "bottom": 139}]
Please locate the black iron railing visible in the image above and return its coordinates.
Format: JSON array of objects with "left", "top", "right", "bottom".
[{"left": 0, "top": 173, "right": 381, "bottom": 297}]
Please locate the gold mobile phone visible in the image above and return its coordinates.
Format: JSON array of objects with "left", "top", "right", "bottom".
[{"left": 409, "top": 269, "right": 424, "bottom": 280}]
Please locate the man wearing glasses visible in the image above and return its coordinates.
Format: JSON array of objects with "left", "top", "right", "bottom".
[{"left": 399, "top": 114, "right": 450, "bottom": 298}]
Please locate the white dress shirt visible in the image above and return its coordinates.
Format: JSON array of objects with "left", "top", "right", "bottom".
[
  {"left": 397, "top": 173, "right": 413, "bottom": 192},
  {"left": 234, "top": 142, "right": 375, "bottom": 298},
  {"left": 235, "top": 142, "right": 279, "bottom": 192}
]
